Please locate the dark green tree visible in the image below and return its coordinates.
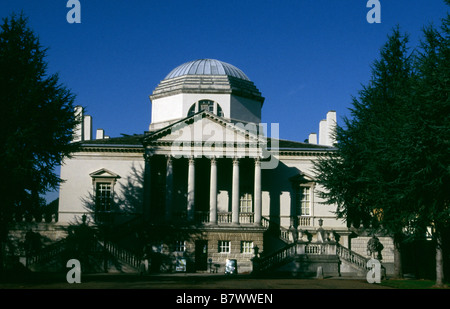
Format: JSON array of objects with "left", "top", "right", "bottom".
[
  {"left": 314, "top": 28, "right": 416, "bottom": 279},
  {"left": 407, "top": 12, "right": 450, "bottom": 286},
  {"left": 0, "top": 13, "right": 80, "bottom": 270},
  {"left": 315, "top": 9, "right": 449, "bottom": 284}
]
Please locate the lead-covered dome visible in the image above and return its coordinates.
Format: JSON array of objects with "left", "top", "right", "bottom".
[
  {"left": 151, "top": 59, "right": 264, "bottom": 104},
  {"left": 149, "top": 58, "right": 265, "bottom": 130},
  {"left": 164, "top": 59, "right": 250, "bottom": 81}
]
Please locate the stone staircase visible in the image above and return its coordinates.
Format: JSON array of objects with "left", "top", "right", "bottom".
[
  {"left": 253, "top": 240, "right": 370, "bottom": 277},
  {"left": 25, "top": 238, "right": 142, "bottom": 273}
]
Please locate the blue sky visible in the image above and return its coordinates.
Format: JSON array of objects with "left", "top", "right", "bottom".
[{"left": 1, "top": 1, "right": 448, "bottom": 201}]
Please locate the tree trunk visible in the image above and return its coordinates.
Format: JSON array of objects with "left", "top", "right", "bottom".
[
  {"left": 393, "top": 235, "right": 403, "bottom": 279},
  {"left": 435, "top": 231, "right": 444, "bottom": 287},
  {"left": 0, "top": 241, "right": 4, "bottom": 273}
]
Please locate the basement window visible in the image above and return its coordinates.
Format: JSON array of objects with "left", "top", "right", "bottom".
[{"left": 218, "top": 240, "right": 231, "bottom": 253}]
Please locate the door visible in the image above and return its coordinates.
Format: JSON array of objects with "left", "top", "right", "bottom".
[{"left": 195, "top": 240, "right": 208, "bottom": 271}]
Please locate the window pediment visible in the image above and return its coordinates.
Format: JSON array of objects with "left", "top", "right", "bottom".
[
  {"left": 89, "top": 168, "right": 121, "bottom": 180},
  {"left": 289, "top": 172, "right": 315, "bottom": 185}
]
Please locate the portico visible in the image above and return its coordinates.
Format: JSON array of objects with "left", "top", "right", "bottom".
[{"left": 143, "top": 144, "right": 263, "bottom": 226}]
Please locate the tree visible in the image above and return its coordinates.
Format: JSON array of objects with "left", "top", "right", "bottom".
[
  {"left": 408, "top": 12, "right": 450, "bottom": 286},
  {"left": 0, "top": 13, "right": 80, "bottom": 270},
  {"left": 314, "top": 27, "right": 415, "bottom": 278},
  {"left": 314, "top": 10, "right": 449, "bottom": 284}
]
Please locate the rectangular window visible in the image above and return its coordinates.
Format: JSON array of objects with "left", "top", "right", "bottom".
[
  {"left": 175, "top": 240, "right": 186, "bottom": 252},
  {"left": 239, "top": 193, "right": 253, "bottom": 213},
  {"left": 241, "top": 241, "right": 254, "bottom": 254},
  {"left": 218, "top": 240, "right": 231, "bottom": 253},
  {"left": 96, "top": 183, "right": 112, "bottom": 212},
  {"left": 297, "top": 187, "right": 311, "bottom": 216}
]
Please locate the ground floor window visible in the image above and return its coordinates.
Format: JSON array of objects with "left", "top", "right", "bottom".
[
  {"left": 175, "top": 240, "right": 186, "bottom": 252},
  {"left": 241, "top": 241, "right": 254, "bottom": 254},
  {"left": 218, "top": 240, "right": 231, "bottom": 253}
]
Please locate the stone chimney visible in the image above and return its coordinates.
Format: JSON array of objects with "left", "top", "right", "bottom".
[
  {"left": 308, "top": 133, "right": 318, "bottom": 144},
  {"left": 326, "top": 110, "right": 336, "bottom": 146},
  {"left": 83, "top": 115, "right": 92, "bottom": 141},
  {"left": 73, "top": 106, "right": 84, "bottom": 142},
  {"left": 313, "top": 111, "right": 337, "bottom": 147},
  {"left": 96, "top": 129, "right": 105, "bottom": 140}
]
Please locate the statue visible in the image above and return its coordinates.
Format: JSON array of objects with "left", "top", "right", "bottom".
[{"left": 367, "top": 236, "right": 384, "bottom": 260}]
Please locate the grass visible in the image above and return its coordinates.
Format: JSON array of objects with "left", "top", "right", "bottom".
[{"left": 380, "top": 279, "right": 449, "bottom": 289}]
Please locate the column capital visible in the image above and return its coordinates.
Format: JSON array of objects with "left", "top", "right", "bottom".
[
  {"left": 210, "top": 156, "right": 217, "bottom": 165},
  {"left": 188, "top": 156, "right": 195, "bottom": 165},
  {"left": 254, "top": 157, "right": 261, "bottom": 166},
  {"left": 232, "top": 157, "right": 240, "bottom": 166},
  {"left": 166, "top": 155, "right": 173, "bottom": 165}
]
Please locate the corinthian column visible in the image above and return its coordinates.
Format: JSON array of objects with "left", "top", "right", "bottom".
[
  {"left": 232, "top": 158, "right": 240, "bottom": 224},
  {"left": 187, "top": 156, "right": 195, "bottom": 221},
  {"left": 165, "top": 156, "right": 173, "bottom": 221},
  {"left": 254, "top": 158, "right": 262, "bottom": 225},
  {"left": 209, "top": 157, "right": 217, "bottom": 224}
]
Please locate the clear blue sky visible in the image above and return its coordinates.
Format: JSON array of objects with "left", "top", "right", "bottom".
[{"left": 1, "top": 1, "right": 448, "bottom": 201}]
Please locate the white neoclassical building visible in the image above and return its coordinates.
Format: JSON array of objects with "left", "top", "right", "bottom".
[{"left": 57, "top": 59, "right": 394, "bottom": 275}]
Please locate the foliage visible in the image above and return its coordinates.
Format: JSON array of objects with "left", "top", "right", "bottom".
[
  {"left": 0, "top": 12, "right": 80, "bottom": 239},
  {"left": 314, "top": 10, "right": 449, "bottom": 282},
  {"left": 314, "top": 27, "right": 416, "bottom": 235}
]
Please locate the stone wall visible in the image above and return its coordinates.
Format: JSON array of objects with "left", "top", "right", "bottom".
[
  {"left": 350, "top": 235, "right": 395, "bottom": 275},
  {"left": 7, "top": 222, "right": 68, "bottom": 257},
  {"left": 202, "top": 229, "right": 264, "bottom": 274}
]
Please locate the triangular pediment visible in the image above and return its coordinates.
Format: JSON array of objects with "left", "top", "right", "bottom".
[
  {"left": 143, "top": 111, "right": 266, "bottom": 145},
  {"left": 89, "top": 168, "right": 121, "bottom": 179},
  {"left": 289, "top": 172, "right": 315, "bottom": 184},
  {"left": 143, "top": 111, "right": 266, "bottom": 158}
]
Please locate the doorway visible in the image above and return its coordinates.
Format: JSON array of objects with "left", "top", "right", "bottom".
[{"left": 195, "top": 240, "right": 208, "bottom": 271}]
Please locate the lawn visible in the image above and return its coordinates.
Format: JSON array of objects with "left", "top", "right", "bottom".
[{"left": 381, "top": 279, "right": 449, "bottom": 289}]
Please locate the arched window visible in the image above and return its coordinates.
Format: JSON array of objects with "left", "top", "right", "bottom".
[{"left": 187, "top": 100, "right": 224, "bottom": 117}]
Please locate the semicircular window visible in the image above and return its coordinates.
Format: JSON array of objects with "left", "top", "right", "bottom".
[{"left": 187, "top": 100, "right": 224, "bottom": 117}]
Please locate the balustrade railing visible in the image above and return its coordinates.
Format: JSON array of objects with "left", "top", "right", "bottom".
[
  {"left": 13, "top": 211, "right": 58, "bottom": 223},
  {"left": 297, "top": 216, "right": 311, "bottom": 227},
  {"left": 254, "top": 240, "right": 373, "bottom": 274},
  {"left": 101, "top": 241, "right": 142, "bottom": 269},
  {"left": 26, "top": 239, "right": 67, "bottom": 267},
  {"left": 336, "top": 244, "right": 369, "bottom": 270},
  {"left": 254, "top": 241, "right": 340, "bottom": 273},
  {"left": 194, "top": 211, "right": 209, "bottom": 223},
  {"left": 239, "top": 212, "right": 254, "bottom": 224},
  {"left": 217, "top": 212, "right": 232, "bottom": 223},
  {"left": 253, "top": 243, "right": 297, "bottom": 273},
  {"left": 299, "top": 242, "right": 337, "bottom": 255}
]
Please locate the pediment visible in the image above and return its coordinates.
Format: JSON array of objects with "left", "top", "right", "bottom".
[
  {"left": 89, "top": 168, "right": 121, "bottom": 179},
  {"left": 289, "top": 172, "right": 315, "bottom": 184},
  {"left": 143, "top": 111, "right": 266, "bottom": 145}
]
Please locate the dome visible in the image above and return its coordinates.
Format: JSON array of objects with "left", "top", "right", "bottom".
[{"left": 164, "top": 59, "right": 250, "bottom": 81}]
